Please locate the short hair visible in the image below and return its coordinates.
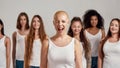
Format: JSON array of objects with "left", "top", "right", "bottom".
[{"left": 54, "top": 10, "right": 69, "bottom": 20}]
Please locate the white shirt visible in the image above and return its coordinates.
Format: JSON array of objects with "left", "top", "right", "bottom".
[
  {"left": 0, "top": 36, "right": 6, "bottom": 68},
  {"left": 48, "top": 38, "right": 75, "bottom": 68},
  {"left": 30, "top": 39, "right": 41, "bottom": 66},
  {"left": 16, "top": 31, "right": 26, "bottom": 60},
  {"left": 85, "top": 29, "right": 102, "bottom": 57},
  {"left": 103, "top": 39, "right": 120, "bottom": 68}
]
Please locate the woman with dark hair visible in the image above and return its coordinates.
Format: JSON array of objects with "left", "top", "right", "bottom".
[
  {"left": 24, "top": 15, "right": 47, "bottom": 68},
  {"left": 83, "top": 9, "right": 105, "bottom": 68},
  {"left": 68, "top": 17, "right": 91, "bottom": 68},
  {"left": 98, "top": 18, "right": 120, "bottom": 68},
  {"left": 12, "top": 12, "right": 30, "bottom": 68},
  {"left": 0, "top": 19, "right": 11, "bottom": 68}
]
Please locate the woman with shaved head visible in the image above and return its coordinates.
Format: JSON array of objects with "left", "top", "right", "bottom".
[{"left": 40, "top": 11, "right": 82, "bottom": 68}]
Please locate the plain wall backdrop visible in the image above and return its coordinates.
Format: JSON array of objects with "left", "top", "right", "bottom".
[{"left": 0, "top": 0, "right": 120, "bottom": 68}]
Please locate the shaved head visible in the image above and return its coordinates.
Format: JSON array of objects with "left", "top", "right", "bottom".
[{"left": 54, "top": 11, "right": 69, "bottom": 21}]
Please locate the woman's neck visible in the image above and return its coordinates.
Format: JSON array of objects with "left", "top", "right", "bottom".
[
  {"left": 90, "top": 27, "right": 98, "bottom": 30},
  {"left": 74, "top": 34, "right": 80, "bottom": 41},
  {"left": 111, "top": 33, "right": 118, "bottom": 39},
  {"left": 56, "top": 32, "right": 67, "bottom": 38},
  {"left": 21, "top": 27, "right": 26, "bottom": 31},
  {"left": 35, "top": 29, "right": 39, "bottom": 35},
  {"left": 34, "top": 29, "right": 39, "bottom": 39}
]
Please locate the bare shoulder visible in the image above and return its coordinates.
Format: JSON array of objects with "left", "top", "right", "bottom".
[
  {"left": 101, "top": 29, "right": 105, "bottom": 33},
  {"left": 100, "top": 37, "right": 105, "bottom": 44},
  {"left": 86, "top": 28, "right": 89, "bottom": 31},
  {"left": 74, "top": 38, "right": 79, "bottom": 44},
  {"left": 12, "top": 31, "right": 17, "bottom": 37},
  {"left": 74, "top": 38, "right": 80, "bottom": 48},
  {"left": 42, "top": 36, "right": 49, "bottom": 47},
  {"left": 5, "top": 36, "right": 11, "bottom": 42},
  {"left": 5, "top": 36, "right": 11, "bottom": 46},
  {"left": 101, "top": 28, "right": 106, "bottom": 38},
  {"left": 25, "top": 35, "right": 28, "bottom": 41},
  {"left": 83, "top": 29, "right": 86, "bottom": 34}
]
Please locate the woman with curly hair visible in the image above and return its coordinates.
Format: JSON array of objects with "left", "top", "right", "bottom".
[{"left": 83, "top": 9, "right": 105, "bottom": 68}]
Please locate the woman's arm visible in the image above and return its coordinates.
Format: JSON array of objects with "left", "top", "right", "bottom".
[
  {"left": 75, "top": 39, "right": 82, "bottom": 68},
  {"left": 5, "top": 36, "right": 11, "bottom": 68},
  {"left": 12, "top": 32, "right": 17, "bottom": 68},
  {"left": 101, "top": 29, "right": 105, "bottom": 39},
  {"left": 84, "top": 30, "right": 92, "bottom": 68},
  {"left": 86, "top": 49, "right": 91, "bottom": 68},
  {"left": 98, "top": 42, "right": 104, "bottom": 68},
  {"left": 40, "top": 38, "right": 49, "bottom": 68}
]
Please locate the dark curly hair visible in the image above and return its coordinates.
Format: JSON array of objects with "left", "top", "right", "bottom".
[{"left": 83, "top": 9, "right": 104, "bottom": 29}]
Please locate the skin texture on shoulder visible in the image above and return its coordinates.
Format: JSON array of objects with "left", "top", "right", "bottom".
[
  {"left": 5, "top": 36, "right": 11, "bottom": 68},
  {"left": 74, "top": 38, "right": 82, "bottom": 68},
  {"left": 101, "top": 29, "right": 105, "bottom": 39},
  {"left": 40, "top": 36, "right": 49, "bottom": 68},
  {"left": 98, "top": 41, "right": 104, "bottom": 68}
]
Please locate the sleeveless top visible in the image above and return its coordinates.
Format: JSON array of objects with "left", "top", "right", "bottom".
[
  {"left": 48, "top": 38, "right": 75, "bottom": 68},
  {"left": 30, "top": 39, "right": 41, "bottom": 66},
  {"left": 85, "top": 29, "right": 102, "bottom": 57},
  {"left": 0, "top": 36, "right": 6, "bottom": 68},
  {"left": 16, "top": 31, "right": 26, "bottom": 60},
  {"left": 103, "top": 39, "right": 120, "bottom": 68}
]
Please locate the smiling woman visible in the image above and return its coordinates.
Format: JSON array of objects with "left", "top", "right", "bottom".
[
  {"left": 83, "top": 9, "right": 105, "bottom": 68},
  {"left": 0, "top": 0, "right": 120, "bottom": 68},
  {"left": 40, "top": 10, "right": 82, "bottom": 68},
  {"left": 68, "top": 17, "right": 91, "bottom": 68},
  {"left": 98, "top": 18, "right": 120, "bottom": 68},
  {"left": 24, "top": 15, "right": 47, "bottom": 68}
]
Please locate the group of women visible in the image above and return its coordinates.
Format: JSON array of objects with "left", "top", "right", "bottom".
[{"left": 0, "top": 9, "right": 120, "bottom": 68}]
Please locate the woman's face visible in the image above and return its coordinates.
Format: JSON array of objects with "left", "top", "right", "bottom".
[
  {"left": 71, "top": 21, "right": 82, "bottom": 35},
  {"left": 20, "top": 15, "right": 27, "bottom": 27},
  {"left": 53, "top": 13, "right": 69, "bottom": 35},
  {"left": 90, "top": 16, "right": 98, "bottom": 27},
  {"left": 32, "top": 17, "right": 40, "bottom": 30},
  {"left": 110, "top": 20, "right": 119, "bottom": 34}
]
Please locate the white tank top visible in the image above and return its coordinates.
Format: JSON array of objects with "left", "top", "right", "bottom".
[
  {"left": 85, "top": 29, "right": 102, "bottom": 57},
  {"left": 16, "top": 31, "right": 26, "bottom": 60},
  {"left": 80, "top": 42, "right": 87, "bottom": 68},
  {"left": 103, "top": 39, "right": 120, "bottom": 68},
  {"left": 30, "top": 39, "right": 41, "bottom": 66},
  {"left": 48, "top": 38, "right": 75, "bottom": 68},
  {"left": 0, "top": 36, "right": 6, "bottom": 68}
]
